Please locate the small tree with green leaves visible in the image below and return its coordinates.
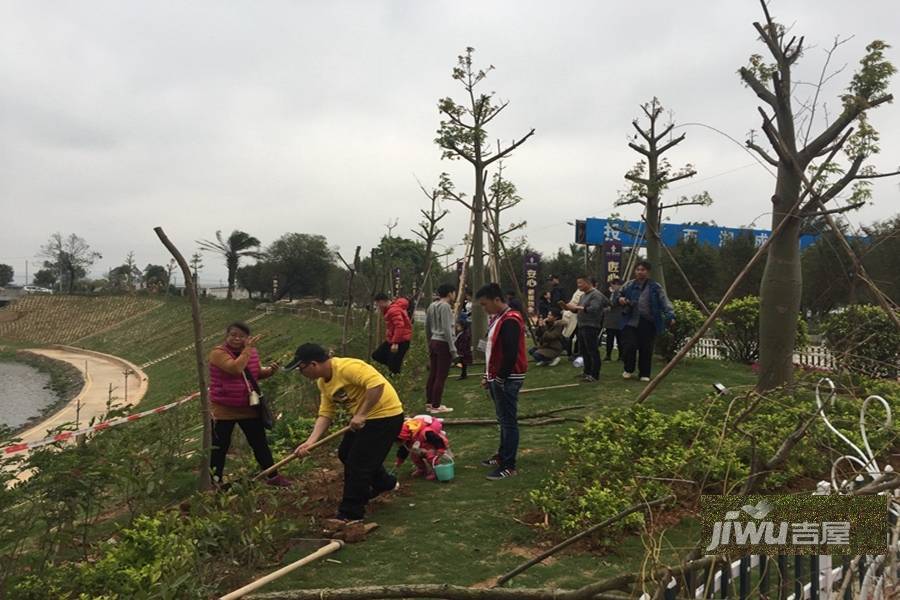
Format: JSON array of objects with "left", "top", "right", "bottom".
[
  {"left": 412, "top": 178, "right": 450, "bottom": 304},
  {"left": 616, "top": 97, "right": 712, "bottom": 289},
  {"left": 739, "top": 0, "right": 897, "bottom": 391},
  {"left": 0, "top": 264, "right": 13, "bottom": 287},
  {"left": 435, "top": 46, "right": 535, "bottom": 345}
]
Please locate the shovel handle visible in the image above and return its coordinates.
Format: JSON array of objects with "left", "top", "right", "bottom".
[{"left": 254, "top": 426, "right": 350, "bottom": 481}]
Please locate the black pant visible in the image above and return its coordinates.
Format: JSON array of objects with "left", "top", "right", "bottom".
[
  {"left": 371, "top": 341, "right": 411, "bottom": 375},
  {"left": 604, "top": 328, "right": 621, "bottom": 359},
  {"left": 622, "top": 318, "right": 657, "bottom": 378},
  {"left": 210, "top": 418, "right": 275, "bottom": 482},
  {"left": 578, "top": 326, "right": 601, "bottom": 378},
  {"left": 337, "top": 414, "right": 404, "bottom": 520}
]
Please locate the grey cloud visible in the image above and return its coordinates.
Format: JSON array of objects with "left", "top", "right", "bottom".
[{"left": 0, "top": 0, "right": 898, "bottom": 284}]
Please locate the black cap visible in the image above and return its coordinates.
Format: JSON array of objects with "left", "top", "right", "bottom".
[{"left": 284, "top": 343, "right": 330, "bottom": 371}]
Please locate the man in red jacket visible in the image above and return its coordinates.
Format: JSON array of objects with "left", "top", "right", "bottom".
[
  {"left": 476, "top": 282, "right": 527, "bottom": 481},
  {"left": 371, "top": 293, "right": 413, "bottom": 375}
]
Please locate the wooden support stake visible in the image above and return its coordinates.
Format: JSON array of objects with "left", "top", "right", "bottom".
[
  {"left": 520, "top": 383, "right": 581, "bottom": 395},
  {"left": 219, "top": 540, "right": 344, "bottom": 600},
  {"left": 154, "top": 226, "right": 212, "bottom": 491},
  {"left": 254, "top": 426, "right": 350, "bottom": 481},
  {"left": 495, "top": 495, "right": 675, "bottom": 587}
]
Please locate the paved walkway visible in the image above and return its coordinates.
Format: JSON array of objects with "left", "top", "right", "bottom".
[{"left": 15, "top": 346, "right": 148, "bottom": 461}]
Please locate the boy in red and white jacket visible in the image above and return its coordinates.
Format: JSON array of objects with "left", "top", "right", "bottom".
[{"left": 475, "top": 282, "right": 527, "bottom": 480}]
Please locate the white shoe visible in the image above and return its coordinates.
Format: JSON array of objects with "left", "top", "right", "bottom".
[
  {"left": 549, "top": 357, "right": 561, "bottom": 367},
  {"left": 427, "top": 405, "right": 454, "bottom": 414},
  {"left": 639, "top": 377, "right": 650, "bottom": 382},
  {"left": 622, "top": 372, "right": 633, "bottom": 380}
]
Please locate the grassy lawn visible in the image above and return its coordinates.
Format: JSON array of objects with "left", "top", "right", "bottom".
[
  {"left": 3, "top": 296, "right": 763, "bottom": 594},
  {"left": 260, "top": 353, "right": 755, "bottom": 592}
]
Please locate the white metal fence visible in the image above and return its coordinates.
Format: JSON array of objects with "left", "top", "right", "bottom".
[{"left": 686, "top": 337, "right": 835, "bottom": 370}]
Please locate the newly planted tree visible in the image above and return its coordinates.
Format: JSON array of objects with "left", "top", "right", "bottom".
[
  {"left": 484, "top": 162, "right": 526, "bottom": 282},
  {"left": 197, "top": 230, "right": 262, "bottom": 300},
  {"left": 616, "top": 98, "right": 712, "bottom": 289},
  {"left": 435, "top": 47, "right": 535, "bottom": 344},
  {"left": 740, "top": 1, "right": 896, "bottom": 390},
  {"left": 412, "top": 178, "right": 450, "bottom": 304}
]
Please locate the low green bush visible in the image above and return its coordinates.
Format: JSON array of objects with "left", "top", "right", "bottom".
[
  {"left": 714, "top": 296, "right": 807, "bottom": 363},
  {"left": 530, "top": 374, "right": 892, "bottom": 538},
  {"left": 10, "top": 483, "right": 298, "bottom": 599},
  {"left": 530, "top": 404, "right": 744, "bottom": 536},
  {"left": 655, "top": 299, "right": 704, "bottom": 361},
  {"left": 822, "top": 304, "right": 900, "bottom": 378}
]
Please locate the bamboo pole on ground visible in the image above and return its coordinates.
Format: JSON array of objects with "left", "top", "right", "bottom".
[
  {"left": 519, "top": 383, "right": 581, "bottom": 395},
  {"left": 495, "top": 495, "right": 675, "bottom": 586},
  {"left": 219, "top": 540, "right": 344, "bottom": 600},
  {"left": 254, "top": 426, "right": 350, "bottom": 481},
  {"left": 154, "top": 226, "right": 212, "bottom": 491}
]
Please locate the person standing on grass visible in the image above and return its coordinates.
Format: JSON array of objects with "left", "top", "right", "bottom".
[
  {"left": 287, "top": 343, "right": 404, "bottom": 522},
  {"left": 613, "top": 260, "right": 676, "bottom": 382},
  {"left": 476, "top": 283, "right": 527, "bottom": 481},
  {"left": 424, "top": 283, "right": 458, "bottom": 414},
  {"left": 563, "top": 276, "right": 609, "bottom": 382},
  {"left": 603, "top": 278, "right": 624, "bottom": 362},
  {"left": 454, "top": 310, "right": 473, "bottom": 380},
  {"left": 208, "top": 322, "right": 290, "bottom": 487},
  {"left": 548, "top": 274, "right": 567, "bottom": 307},
  {"left": 371, "top": 293, "right": 413, "bottom": 375}
]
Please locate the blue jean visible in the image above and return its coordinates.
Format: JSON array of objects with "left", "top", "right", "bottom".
[{"left": 488, "top": 378, "right": 523, "bottom": 470}]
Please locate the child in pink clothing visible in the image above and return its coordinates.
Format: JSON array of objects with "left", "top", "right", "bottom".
[{"left": 395, "top": 415, "right": 451, "bottom": 480}]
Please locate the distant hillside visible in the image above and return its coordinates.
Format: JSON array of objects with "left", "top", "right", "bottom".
[
  {"left": 77, "top": 298, "right": 267, "bottom": 366},
  {"left": 0, "top": 295, "right": 163, "bottom": 344}
]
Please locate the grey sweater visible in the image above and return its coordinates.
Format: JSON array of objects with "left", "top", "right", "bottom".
[
  {"left": 576, "top": 288, "right": 610, "bottom": 329},
  {"left": 425, "top": 300, "right": 458, "bottom": 357}
]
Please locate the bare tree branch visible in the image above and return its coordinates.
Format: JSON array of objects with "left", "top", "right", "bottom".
[
  {"left": 658, "top": 170, "right": 697, "bottom": 186},
  {"left": 802, "top": 94, "right": 893, "bottom": 160},
  {"left": 656, "top": 132, "right": 687, "bottom": 155},
  {"left": 739, "top": 67, "right": 778, "bottom": 108},
  {"left": 627, "top": 142, "right": 651, "bottom": 157},
  {"left": 854, "top": 169, "right": 900, "bottom": 180},
  {"left": 746, "top": 141, "right": 780, "bottom": 166},
  {"left": 801, "top": 200, "right": 866, "bottom": 218},
  {"left": 484, "top": 129, "right": 536, "bottom": 166}
]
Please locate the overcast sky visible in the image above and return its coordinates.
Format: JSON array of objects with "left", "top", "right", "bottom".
[{"left": 2, "top": 1, "right": 899, "bottom": 286}]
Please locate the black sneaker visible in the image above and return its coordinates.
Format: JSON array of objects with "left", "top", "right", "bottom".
[
  {"left": 480, "top": 455, "right": 501, "bottom": 467},
  {"left": 486, "top": 467, "right": 518, "bottom": 481}
]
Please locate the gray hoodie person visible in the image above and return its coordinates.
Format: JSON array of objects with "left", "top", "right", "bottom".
[{"left": 425, "top": 299, "right": 458, "bottom": 359}]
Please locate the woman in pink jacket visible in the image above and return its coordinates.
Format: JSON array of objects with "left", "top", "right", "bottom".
[{"left": 208, "top": 321, "right": 289, "bottom": 487}]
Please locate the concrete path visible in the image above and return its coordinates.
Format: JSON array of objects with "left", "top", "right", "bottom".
[{"left": 16, "top": 346, "right": 148, "bottom": 449}]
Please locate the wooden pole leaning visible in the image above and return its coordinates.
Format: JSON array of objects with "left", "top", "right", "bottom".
[
  {"left": 254, "top": 426, "right": 350, "bottom": 481},
  {"left": 219, "top": 540, "right": 344, "bottom": 600}
]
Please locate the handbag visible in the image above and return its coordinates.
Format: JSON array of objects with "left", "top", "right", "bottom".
[{"left": 243, "top": 368, "right": 275, "bottom": 430}]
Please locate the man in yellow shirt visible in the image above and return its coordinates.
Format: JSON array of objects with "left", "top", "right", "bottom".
[{"left": 286, "top": 343, "right": 404, "bottom": 521}]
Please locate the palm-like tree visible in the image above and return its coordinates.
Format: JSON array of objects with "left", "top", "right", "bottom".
[{"left": 197, "top": 230, "right": 262, "bottom": 300}]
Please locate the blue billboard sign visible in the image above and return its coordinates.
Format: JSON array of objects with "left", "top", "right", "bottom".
[{"left": 583, "top": 218, "right": 819, "bottom": 250}]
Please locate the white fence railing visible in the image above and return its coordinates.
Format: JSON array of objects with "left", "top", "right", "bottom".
[{"left": 686, "top": 337, "right": 835, "bottom": 370}]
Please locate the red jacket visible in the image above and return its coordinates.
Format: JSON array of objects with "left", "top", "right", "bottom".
[
  {"left": 384, "top": 298, "right": 413, "bottom": 344},
  {"left": 486, "top": 308, "right": 528, "bottom": 382}
]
